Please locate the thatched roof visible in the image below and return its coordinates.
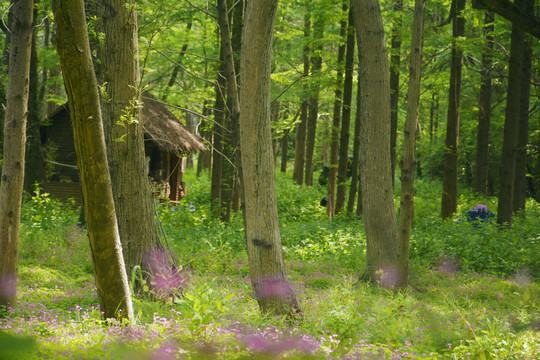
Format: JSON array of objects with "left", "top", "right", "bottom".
[
  {"left": 141, "top": 92, "right": 207, "bottom": 156},
  {"left": 47, "top": 92, "right": 207, "bottom": 156}
]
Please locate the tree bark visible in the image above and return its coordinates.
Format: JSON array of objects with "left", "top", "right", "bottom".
[
  {"left": 441, "top": 0, "right": 465, "bottom": 219},
  {"left": 0, "top": 0, "right": 33, "bottom": 308},
  {"left": 95, "top": 0, "right": 162, "bottom": 275},
  {"left": 398, "top": 0, "right": 425, "bottom": 287},
  {"left": 327, "top": 3, "right": 348, "bottom": 218},
  {"left": 497, "top": 0, "right": 527, "bottom": 226},
  {"left": 474, "top": 11, "right": 494, "bottom": 196},
  {"left": 304, "top": 12, "right": 323, "bottom": 187},
  {"left": 351, "top": 0, "right": 402, "bottom": 287},
  {"left": 513, "top": 0, "right": 534, "bottom": 214},
  {"left": 390, "top": 0, "right": 403, "bottom": 187},
  {"left": 53, "top": 0, "right": 133, "bottom": 320},
  {"left": 240, "top": 0, "right": 298, "bottom": 315},
  {"left": 335, "top": 11, "right": 355, "bottom": 213},
  {"left": 292, "top": 10, "right": 310, "bottom": 186},
  {"left": 23, "top": 6, "right": 45, "bottom": 194}
]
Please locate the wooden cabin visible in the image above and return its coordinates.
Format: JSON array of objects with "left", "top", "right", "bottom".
[{"left": 40, "top": 92, "right": 207, "bottom": 206}]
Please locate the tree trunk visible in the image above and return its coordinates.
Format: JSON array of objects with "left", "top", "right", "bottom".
[
  {"left": 210, "top": 56, "right": 226, "bottom": 218},
  {"left": 474, "top": 11, "right": 494, "bottom": 196},
  {"left": 95, "top": 0, "right": 162, "bottom": 275},
  {"left": 497, "top": 0, "right": 527, "bottom": 226},
  {"left": 351, "top": 0, "right": 402, "bottom": 288},
  {"left": 335, "top": 11, "right": 355, "bottom": 213},
  {"left": 348, "top": 78, "right": 362, "bottom": 215},
  {"left": 441, "top": 0, "right": 465, "bottom": 219},
  {"left": 513, "top": 0, "right": 533, "bottom": 214},
  {"left": 327, "top": 3, "right": 348, "bottom": 218},
  {"left": 390, "top": 0, "right": 403, "bottom": 187},
  {"left": 24, "top": 7, "right": 45, "bottom": 194},
  {"left": 0, "top": 0, "right": 33, "bottom": 308},
  {"left": 240, "top": 0, "right": 298, "bottom": 315},
  {"left": 217, "top": 0, "right": 241, "bottom": 222},
  {"left": 53, "top": 0, "right": 133, "bottom": 320},
  {"left": 304, "top": 13, "right": 323, "bottom": 187},
  {"left": 292, "top": 10, "right": 310, "bottom": 185},
  {"left": 398, "top": 0, "right": 425, "bottom": 288}
]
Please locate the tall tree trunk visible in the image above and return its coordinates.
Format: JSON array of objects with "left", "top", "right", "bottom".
[
  {"left": 398, "top": 0, "right": 425, "bottom": 288},
  {"left": 497, "top": 0, "right": 527, "bottom": 226},
  {"left": 53, "top": 0, "right": 133, "bottom": 320},
  {"left": 348, "top": 78, "right": 362, "bottom": 215},
  {"left": 390, "top": 0, "right": 403, "bottom": 186},
  {"left": 95, "top": 0, "right": 162, "bottom": 275},
  {"left": 217, "top": 0, "right": 241, "bottom": 222},
  {"left": 240, "top": 0, "right": 298, "bottom": 315},
  {"left": 441, "top": 0, "right": 465, "bottom": 219},
  {"left": 474, "top": 11, "right": 494, "bottom": 196},
  {"left": 327, "top": 2, "right": 348, "bottom": 218},
  {"left": 210, "top": 57, "right": 226, "bottom": 218},
  {"left": 24, "top": 5, "right": 45, "bottom": 194},
  {"left": 304, "top": 12, "right": 323, "bottom": 187},
  {"left": 0, "top": 0, "right": 33, "bottom": 308},
  {"left": 513, "top": 0, "right": 533, "bottom": 214},
  {"left": 335, "top": 11, "right": 355, "bottom": 213},
  {"left": 352, "top": 0, "right": 402, "bottom": 287},
  {"left": 292, "top": 10, "right": 310, "bottom": 185}
]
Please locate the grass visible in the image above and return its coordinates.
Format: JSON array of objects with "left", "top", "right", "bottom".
[{"left": 1, "top": 170, "right": 539, "bottom": 359}]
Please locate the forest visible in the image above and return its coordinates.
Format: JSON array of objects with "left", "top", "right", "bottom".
[{"left": 0, "top": 0, "right": 539, "bottom": 358}]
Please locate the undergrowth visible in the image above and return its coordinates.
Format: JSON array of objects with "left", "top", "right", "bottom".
[{"left": 0, "top": 171, "right": 539, "bottom": 359}]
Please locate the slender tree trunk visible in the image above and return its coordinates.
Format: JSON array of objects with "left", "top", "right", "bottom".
[
  {"left": 304, "top": 12, "right": 323, "bottom": 187},
  {"left": 240, "top": 0, "right": 298, "bottom": 315},
  {"left": 293, "top": 101, "right": 307, "bottom": 185},
  {"left": 327, "top": 3, "right": 348, "bottom": 218},
  {"left": 398, "top": 0, "right": 425, "bottom": 287},
  {"left": 24, "top": 6, "right": 45, "bottom": 194},
  {"left": 474, "top": 11, "right": 494, "bottom": 196},
  {"left": 513, "top": 0, "right": 533, "bottom": 213},
  {"left": 390, "top": 0, "right": 403, "bottom": 186},
  {"left": 95, "top": 0, "right": 162, "bottom": 274},
  {"left": 0, "top": 0, "right": 33, "bottom": 308},
  {"left": 352, "top": 0, "right": 402, "bottom": 287},
  {"left": 335, "top": 11, "right": 355, "bottom": 213},
  {"left": 53, "top": 0, "right": 133, "bottom": 320},
  {"left": 348, "top": 79, "right": 362, "bottom": 215},
  {"left": 441, "top": 0, "right": 465, "bottom": 219},
  {"left": 293, "top": 10, "right": 310, "bottom": 185},
  {"left": 280, "top": 132, "right": 288, "bottom": 173},
  {"left": 210, "top": 51, "right": 226, "bottom": 218},
  {"left": 497, "top": 0, "right": 527, "bottom": 226},
  {"left": 217, "top": 0, "right": 241, "bottom": 222}
]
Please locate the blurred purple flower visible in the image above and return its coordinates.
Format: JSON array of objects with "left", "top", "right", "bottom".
[
  {"left": 254, "top": 276, "right": 293, "bottom": 301},
  {"left": 242, "top": 334, "right": 317, "bottom": 355},
  {"left": 0, "top": 273, "right": 16, "bottom": 300},
  {"left": 375, "top": 266, "right": 402, "bottom": 288},
  {"left": 143, "top": 248, "right": 190, "bottom": 298},
  {"left": 437, "top": 257, "right": 459, "bottom": 274}
]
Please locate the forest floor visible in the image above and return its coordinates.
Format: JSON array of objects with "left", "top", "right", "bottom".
[{"left": 1, "top": 170, "right": 539, "bottom": 359}]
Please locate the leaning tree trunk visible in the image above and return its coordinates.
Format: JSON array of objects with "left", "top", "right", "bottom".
[
  {"left": 474, "top": 11, "right": 494, "bottom": 197},
  {"left": 53, "top": 0, "right": 133, "bottom": 320},
  {"left": 441, "top": 0, "right": 465, "bottom": 219},
  {"left": 240, "top": 0, "right": 298, "bottom": 315},
  {"left": 398, "top": 0, "right": 425, "bottom": 287},
  {"left": 0, "top": 0, "right": 33, "bottom": 308},
  {"left": 351, "top": 0, "right": 403, "bottom": 288},
  {"left": 95, "top": 0, "right": 162, "bottom": 274}
]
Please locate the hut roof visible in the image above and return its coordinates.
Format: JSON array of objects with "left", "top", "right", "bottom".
[
  {"left": 141, "top": 92, "right": 207, "bottom": 155},
  {"left": 47, "top": 92, "right": 207, "bottom": 156}
]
